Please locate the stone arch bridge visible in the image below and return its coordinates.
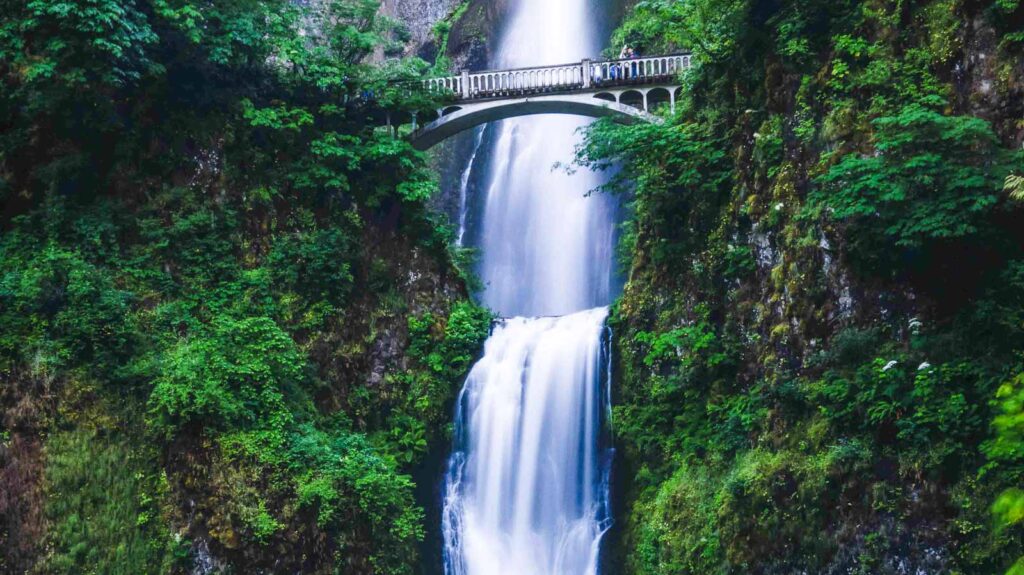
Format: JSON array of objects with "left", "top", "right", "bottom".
[{"left": 408, "top": 53, "right": 691, "bottom": 150}]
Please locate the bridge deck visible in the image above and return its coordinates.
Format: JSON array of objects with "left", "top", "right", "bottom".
[
  {"left": 404, "top": 53, "right": 691, "bottom": 149},
  {"left": 424, "top": 53, "right": 692, "bottom": 102}
]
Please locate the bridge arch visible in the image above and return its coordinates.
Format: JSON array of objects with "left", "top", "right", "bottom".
[
  {"left": 618, "top": 90, "right": 645, "bottom": 111},
  {"left": 411, "top": 94, "right": 661, "bottom": 150},
  {"left": 647, "top": 87, "right": 672, "bottom": 111}
]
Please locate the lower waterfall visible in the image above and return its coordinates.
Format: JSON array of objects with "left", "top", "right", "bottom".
[{"left": 442, "top": 308, "right": 612, "bottom": 575}]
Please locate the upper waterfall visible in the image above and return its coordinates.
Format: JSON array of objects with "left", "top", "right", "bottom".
[{"left": 467, "top": 0, "right": 619, "bottom": 318}]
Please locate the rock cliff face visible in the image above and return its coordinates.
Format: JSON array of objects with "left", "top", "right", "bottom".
[
  {"left": 584, "top": 1, "right": 1024, "bottom": 574},
  {"left": 959, "top": 15, "right": 1024, "bottom": 140},
  {"left": 378, "top": 0, "right": 508, "bottom": 68},
  {"left": 442, "top": 0, "right": 509, "bottom": 70},
  {"left": 378, "top": 0, "right": 462, "bottom": 60}
]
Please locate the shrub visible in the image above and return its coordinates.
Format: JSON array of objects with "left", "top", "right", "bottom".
[
  {"left": 812, "top": 103, "right": 1017, "bottom": 271},
  {"left": 147, "top": 316, "right": 305, "bottom": 440}
]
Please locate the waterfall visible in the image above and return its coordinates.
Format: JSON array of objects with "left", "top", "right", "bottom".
[
  {"left": 455, "top": 128, "right": 484, "bottom": 247},
  {"left": 442, "top": 310, "right": 612, "bottom": 575},
  {"left": 473, "top": 0, "right": 616, "bottom": 319},
  {"left": 441, "top": 0, "right": 616, "bottom": 573}
]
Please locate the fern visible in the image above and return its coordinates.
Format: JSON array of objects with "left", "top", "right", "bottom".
[{"left": 1007, "top": 174, "right": 1024, "bottom": 201}]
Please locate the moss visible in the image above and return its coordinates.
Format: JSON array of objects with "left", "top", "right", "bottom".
[
  {"left": 920, "top": 0, "right": 963, "bottom": 64},
  {"left": 592, "top": 0, "right": 1024, "bottom": 572},
  {"left": 41, "top": 430, "right": 185, "bottom": 574},
  {"left": 431, "top": 1, "right": 469, "bottom": 69},
  {"left": 624, "top": 443, "right": 876, "bottom": 574}
]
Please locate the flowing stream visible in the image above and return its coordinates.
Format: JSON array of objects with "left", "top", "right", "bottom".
[{"left": 441, "top": 0, "right": 617, "bottom": 573}]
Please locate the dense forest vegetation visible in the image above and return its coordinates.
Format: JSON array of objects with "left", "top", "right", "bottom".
[
  {"left": 575, "top": 0, "right": 1024, "bottom": 573},
  {"left": 0, "top": 0, "right": 490, "bottom": 573},
  {"left": 2, "top": 0, "right": 1024, "bottom": 573}
]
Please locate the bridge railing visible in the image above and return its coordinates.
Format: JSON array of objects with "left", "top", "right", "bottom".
[{"left": 423, "top": 53, "right": 691, "bottom": 101}]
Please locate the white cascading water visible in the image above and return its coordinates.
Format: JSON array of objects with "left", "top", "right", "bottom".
[
  {"left": 472, "top": 0, "right": 617, "bottom": 318},
  {"left": 455, "top": 127, "right": 484, "bottom": 247},
  {"left": 441, "top": 0, "right": 617, "bottom": 573}
]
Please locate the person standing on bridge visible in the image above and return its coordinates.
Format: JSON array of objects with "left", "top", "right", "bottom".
[
  {"left": 627, "top": 47, "right": 640, "bottom": 78},
  {"left": 619, "top": 45, "right": 641, "bottom": 79},
  {"left": 612, "top": 44, "right": 630, "bottom": 80},
  {"left": 608, "top": 46, "right": 622, "bottom": 80}
]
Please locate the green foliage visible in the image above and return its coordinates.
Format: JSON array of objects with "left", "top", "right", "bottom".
[
  {"left": 721, "top": 244, "right": 756, "bottom": 281},
  {"left": 0, "top": 0, "right": 480, "bottom": 570},
  {"left": 989, "top": 373, "right": 1024, "bottom": 465},
  {"left": 41, "top": 430, "right": 185, "bottom": 574},
  {"left": 0, "top": 241, "right": 133, "bottom": 376},
  {"left": 384, "top": 301, "right": 491, "bottom": 463},
  {"left": 3, "top": 0, "right": 159, "bottom": 90},
  {"left": 289, "top": 424, "right": 424, "bottom": 574},
  {"left": 988, "top": 372, "right": 1024, "bottom": 573},
  {"left": 609, "top": 0, "right": 747, "bottom": 60},
  {"left": 575, "top": 118, "right": 732, "bottom": 267},
  {"left": 636, "top": 306, "right": 729, "bottom": 369},
  {"left": 626, "top": 462, "right": 720, "bottom": 574},
  {"left": 242, "top": 99, "right": 315, "bottom": 131},
  {"left": 592, "top": 0, "right": 1024, "bottom": 573},
  {"left": 147, "top": 316, "right": 305, "bottom": 440},
  {"left": 612, "top": 304, "right": 750, "bottom": 472},
  {"left": 995, "top": 487, "right": 1024, "bottom": 529},
  {"left": 1007, "top": 174, "right": 1024, "bottom": 201},
  {"left": 267, "top": 223, "right": 358, "bottom": 318},
  {"left": 806, "top": 356, "right": 987, "bottom": 470},
  {"left": 625, "top": 443, "right": 874, "bottom": 574},
  {"left": 812, "top": 103, "right": 1016, "bottom": 268}
]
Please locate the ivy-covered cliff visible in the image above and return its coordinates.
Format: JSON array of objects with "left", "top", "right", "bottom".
[
  {"left": 575, "top": 0, "right": 1024, "bottom": 573},
  {"left": 0, "top": 0, "right": 489, "bottom": 573}
]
